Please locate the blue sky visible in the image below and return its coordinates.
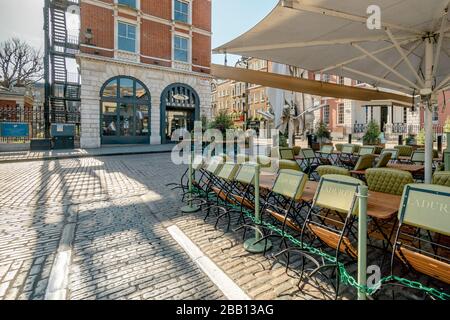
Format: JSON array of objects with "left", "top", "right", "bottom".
[
  {"left": 212, "top": 0, "right": 278, "bottom": 65},
  {"left": 0, "top": 0, "right": 277, "bottom": 66}
]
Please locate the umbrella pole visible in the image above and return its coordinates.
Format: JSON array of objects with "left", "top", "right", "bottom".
[
  {"left": 357, "top": 185, "right": 368, "bottom": 300},
  {"left": 424, "top": 39, "right": 434, "bottom": 184},
  {"left": 181, "top": 153, "right": 200, "bottom": 213}
]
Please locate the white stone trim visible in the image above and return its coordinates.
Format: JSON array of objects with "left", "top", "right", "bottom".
[
  {"left": 78, "top": 52, "right": 212, "bottom": 79},
  {"left": 80, "top": 43, "right": 114, "bottom": 52},
  {"left": 140, "top": 54, "right": 172, "bottom": 63}
]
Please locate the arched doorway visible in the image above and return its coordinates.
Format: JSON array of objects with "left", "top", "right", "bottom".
[
  {"left": 161, "top": 83, "right": 200, "bottom": 143},
  {"left": 100, "top": 76, "right": 151, "bottom": 144}
]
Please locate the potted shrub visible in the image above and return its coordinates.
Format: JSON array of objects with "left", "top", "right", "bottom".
[
  {"left": 416, "top": 128, "right": 425, "bottom": 147},
  {"left": 208, "top": 111, "right": 235, "bottom": 153},
  {"left": 405, "top": 134, "right": 416, "bottom": 146},
  {"left": 279, "top": 133, "right": 288, "bottom": 148},
  {"left": 362, "top": 120, "right": 381, "bottom": 145},
  {"left": 315, "top": 122, "right": 331, "bottom": 146}
]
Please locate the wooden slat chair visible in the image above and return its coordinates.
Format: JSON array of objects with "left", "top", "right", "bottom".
[
  {"left": 275, "top": 174, "right": 365, "bottom": 299},
  {"left": 409, "top": 150, "right": 426, "bottom": 181},
  {"left": 359, "top": 146, "right": 376, "bottom": 156},
  {"left": 254, "top": 170, "right": 309, "bottom": 254},
  {"left": 341, "top": 145, "right": 375, "bottom": 169},
  {"left": 335, "top": 144, "right": 344, "bottom": 152},
  {"left": 280, "top": 147, "right": 296, "bottom": 160},
  {"left": 181, "top": 155, "right": 207, "bottom": 202},
  {"left": 317, "top": 145, "right": 335, "bottom": 166},
  {"left": 229, "top": 163, "right": 263, "bottom": 239},
  {"left": 395, "top": 145, "right": 414, "bottom": 158},
  {"left": 206, "top": 162, "right": 241, "bottom": 231},
  {"left": 350, "top": 154, "right": 377, "bottom": 180},
  {"left": 316, "top": 165, "right": 350, "bottom": 178},
  {"left": 374, "top": 152, "right": 392, "bottom": 168},
  {"left": 410, "top": 150, "right": 425, "bottom": 165},
  {"left": 387, "top": 184, "right": 450, "bottom": 298},
  {"left": 200, "top": 156, "right": 226, "bottom": 213},
  {"left": 293, "top": 146, "right": 302, "bottom": 156},
  {"left": 338, "top": 144, "right": 357, "bottom": 168},
  {"left": 278, "top": 159, "right": 302, "bottom": 172},
  {"left": 381, "top": 148, "right": 399, "bottom": 163},
  {"left": 298, "top": 148, "right": 320, "bottom": 180}
]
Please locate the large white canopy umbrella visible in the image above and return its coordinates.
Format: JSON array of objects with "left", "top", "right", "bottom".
[{"left": 214, "top": 0, "right": 450, "bottom": 183}]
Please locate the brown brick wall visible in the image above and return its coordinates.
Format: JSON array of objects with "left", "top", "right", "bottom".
[
  {"left": 80, "top": 3, "right": 114, "bottom": 55},
  {"left": 141, "top": 0, "right": 171, "bottom": 20},
  {"left": 192, "top": 32, "right": 211, "bottom": 71},
  {"left": 141, "top": 19, "right": 172, "bottom": 60},
  {"left": 80, "top": 1, "right": 211, "bottom": 71},
  {"left": 193, "top": 0, "right": 211, "bottom": 31}
]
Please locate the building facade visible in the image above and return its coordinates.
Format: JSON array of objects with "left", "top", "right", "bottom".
[
  {"left": 212, "top": 58, "right": 272, "bottom": 133},
  {"left": 78, "top": 0, "right": 212, "bottom": 148},
  {"left": 311, "top": 75, "right": 423, "bottom": 140}
]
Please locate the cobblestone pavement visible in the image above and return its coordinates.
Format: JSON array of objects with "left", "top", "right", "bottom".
[{"left": 0, "top": 153, "right": 362, "bottom": 300}]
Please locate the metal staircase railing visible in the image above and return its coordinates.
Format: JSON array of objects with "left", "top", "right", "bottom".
[{"left": 44, "top": 0, "right": 81, "bottom": 137}]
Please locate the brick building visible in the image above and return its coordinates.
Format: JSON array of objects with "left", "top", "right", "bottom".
[
  {"left": 211, "top": 58, "right": 272, "bottom": 132},
  {"left": 78, "top": 0, "right": 212, "bottom": 147}
]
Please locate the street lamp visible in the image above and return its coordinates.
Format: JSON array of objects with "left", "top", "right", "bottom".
[{"left": 237, "top": 57, "right": 250, "bottom": 131}]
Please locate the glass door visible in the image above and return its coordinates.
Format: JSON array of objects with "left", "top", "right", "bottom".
[{"left": 165, "top": 109, "right": 194, "bottom": 142}]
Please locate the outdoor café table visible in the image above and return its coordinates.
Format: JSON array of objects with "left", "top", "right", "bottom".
[
  {"left": 386, "top": 163, "right": 424, "bottom": 173},
  {"left": 259, "top": 171, "right": 401, "bottom": 220}
]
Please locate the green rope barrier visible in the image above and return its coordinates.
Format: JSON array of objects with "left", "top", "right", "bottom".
[{"left": 191, "top": 186, "right": 450, "bottom": 300}]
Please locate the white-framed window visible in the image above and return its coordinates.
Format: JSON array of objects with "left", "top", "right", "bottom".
[
  {"left": 118, "top": 22, "right": 136, "bottom": 52},
  {"left": 174, "top": 0, "right": 189, "bottom": 23},
  {"left": 118, "top": 0, "right": 137, "bottom": 9},
  {"left": 323, "top": 105, "right": 330, "bottom": 124},
  {"left": 337, "top": 103, "right": 345, "bottom": 125},
  {"left": 173, "top": 35, "right": 189, "bottom": 62}
]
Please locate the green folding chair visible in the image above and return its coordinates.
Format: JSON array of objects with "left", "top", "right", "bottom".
[
  {"left": 275, "top": 174, "right": 365, "bottom": 299},
  {"left": 387, "top": 184, "right": 450, "bottom": 299}
]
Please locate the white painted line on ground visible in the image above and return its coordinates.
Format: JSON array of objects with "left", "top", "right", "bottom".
[{"left": 167, "top": 225, "right": 251, "bottom": 300}]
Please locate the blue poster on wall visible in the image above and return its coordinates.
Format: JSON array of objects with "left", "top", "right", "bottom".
[{"left": 0, "top": 123, "right": 29, "bottom": 137}]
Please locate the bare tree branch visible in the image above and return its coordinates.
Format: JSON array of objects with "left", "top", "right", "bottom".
[{"left": 0, "top": 38, "right": 43, "bottom": 88}]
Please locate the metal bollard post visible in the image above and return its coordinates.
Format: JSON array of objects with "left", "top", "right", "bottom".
[
  {"left": 348, "top": 134, "right": 352, "bottom": 144},
  {"left": 244, "top": 164, "right": 272, "bottom": 253},
  {"left": 357, "top": 185, "right": 368, "bottom": 300},
  {"left": 181, "top": 153, "right": 200, "bottom": 213},
  {"left": 398, "top": 135, "right": 403, "bottom": 146}
]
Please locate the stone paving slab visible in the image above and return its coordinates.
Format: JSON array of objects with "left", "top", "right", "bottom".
[
  {"left": 68, "top": 196, "right": 224, "bottom": 300},
  {"left": 0, "top": 144, "right": 174, "bottom": 164},
  {"left": 0, "top": 153, "right": 436, "bottom": 301}
]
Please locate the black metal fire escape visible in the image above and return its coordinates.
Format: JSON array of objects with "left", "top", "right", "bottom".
[{"left": 43, "top": 0, "right": 80, "bottom": 142}]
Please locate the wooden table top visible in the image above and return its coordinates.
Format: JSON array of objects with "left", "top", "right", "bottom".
[
  {"left": 259, "top": 172, "right": 400, "bottom": 220},
  {"left": 387, "top": 163, "right": 424, "bottom": 173}
]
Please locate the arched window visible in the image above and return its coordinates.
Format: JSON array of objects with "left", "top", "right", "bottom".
[
  {"left": 100, "top": 76, "right": 151, "bottom": 144},
  {"left": 160, "top": 83, "right": 200, "bottom": 143}
]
